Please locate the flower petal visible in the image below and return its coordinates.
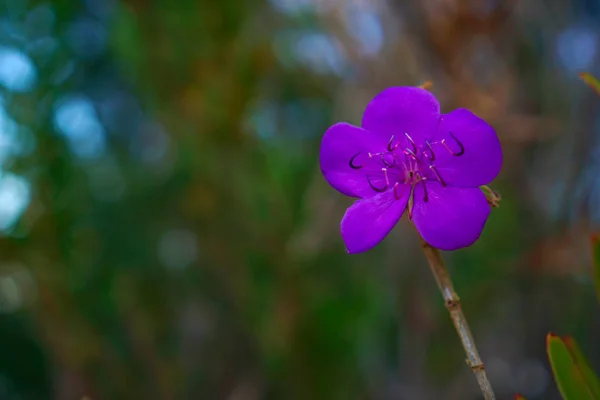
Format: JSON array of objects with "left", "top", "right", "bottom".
[
  {"left": 430, "top": 109, "right": 502, "bottom": 187},
  {"left": 362, "top": 87, "right": 441, "bottom": 141},
  {"left": 411, "top": 182, "right": 490, "bottom": 251},
  {"left": 341, "top": 185, "right": 410, "bottom": 253},
  {"left": 320, "top": 122, "right": 400, "bottom": 198}
]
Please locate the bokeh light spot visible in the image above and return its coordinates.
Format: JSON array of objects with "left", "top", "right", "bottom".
[
  {"left": 293, "top": 32, "right": 346, "bottom": 75},
  {"left": 0, "top": 173, "right": 30, "bottom": 232},
  {"left": 53, "top": 96, "right": 106, "bottom": 159},
  {"left": 556, "top": 26, "right": 597, "bottom": 72},
  {"left": 0, "top": 47, "right": 37, "bottom": 92},
  {"left": 343, "top": 8, "right": 383, "bottom": 56}
]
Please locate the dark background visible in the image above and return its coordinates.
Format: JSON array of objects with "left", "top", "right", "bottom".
[{"left": 0, "top": 0, "right": 598, "bottom": 399}]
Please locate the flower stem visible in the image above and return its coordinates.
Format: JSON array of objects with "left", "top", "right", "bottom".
[{"left": 420, "top": 240, "right": 496, "bottom": 400}]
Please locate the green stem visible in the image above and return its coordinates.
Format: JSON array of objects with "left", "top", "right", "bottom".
[{"left": 421, "top": 240, "right": 496, "bottom": 400}]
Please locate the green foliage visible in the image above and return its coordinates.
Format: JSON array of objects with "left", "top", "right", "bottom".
[
  {"left": 545, "top": 152, "right": 600, "bottom": 400},
  {"left": 1, "top": 1, "right": 599, "bottom": 398},
  {"left": 547, "top": 333, "right": 600, "bottom": 400}
]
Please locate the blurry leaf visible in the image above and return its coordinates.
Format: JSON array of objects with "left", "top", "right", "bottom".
[
  {"left": 591, "top": 235, "right": 600, "bottom": 304},
  {"left": 547, "top": 333, "right": 600, "bottom": 400},
  {"left": 110, "top": 3, "right": 148, "bottom": 90},
  {"left": 514, "top": 394, "right": 527, "bottom": 400},
  {"left": 579, "top": 73, "right": 600, "bottom": 96},
  {"left": 562, "top": 336, "right": 600, "bottom": 397}
]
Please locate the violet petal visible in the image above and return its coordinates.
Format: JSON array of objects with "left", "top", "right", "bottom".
[
  {"left": 341, "top": 185, "right": 410, "bottom": 253},
  {"left": 411, "top": 182, "right": 490, "bottom": 251},
  {"left": 362, "top": 87, "right": 440, "bottom": 141},
  {"left": 430, "top": 108, "right": 502, "bottom": 187},
  {"left": 320, "top": 122, "right": 401, "bottom": 198}
]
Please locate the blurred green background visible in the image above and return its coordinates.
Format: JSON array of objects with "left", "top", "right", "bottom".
[{"left": 0, "top": 0, "right": 599, "bottom": 399}]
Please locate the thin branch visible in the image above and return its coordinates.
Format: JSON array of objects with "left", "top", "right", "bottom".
[{"left": 421, "top": 240, "right": 496, "bottom": 400}]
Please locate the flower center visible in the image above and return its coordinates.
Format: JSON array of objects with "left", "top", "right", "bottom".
[{"left": 348, "top": 132, "right": 465, "bottom": 202}]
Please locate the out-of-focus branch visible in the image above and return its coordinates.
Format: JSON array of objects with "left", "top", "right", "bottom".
[{"left": 421, "top": 240, "right": 496, "bottom": 400}]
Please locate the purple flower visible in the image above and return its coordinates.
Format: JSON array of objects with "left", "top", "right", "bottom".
[{"left": 320, "top": 86, "right": 502, "bottom": 253}]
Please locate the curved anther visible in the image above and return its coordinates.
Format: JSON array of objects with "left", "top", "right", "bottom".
[
  {"left": 404, "top": 132, "right": 417, "bottom": 153},
  {"left": 415, "top": 172, "right": 428, "bottom": 202},
  {"left": 349, "top": 152, "right": 363, "bottom": 169},
  {"left": 441, "top": 132, "right": 465, "bottom": 156},
  {"left": 367, "top": 175, "right": 388, "bottom": 192},
  {"left": 429, "top": 165, "right": 446, "bottom": 187},
  {"left": 387, "top": 135, "right": 399, "bottom": 151},
  {"left": 423, "top": 141, "right": 435, "bottom": 161},
  {"left": 403, "top": 148, "right": 419, "bottom": 161},
  {"left": 393, "top": 183, "right": 403, "bottom": 200}
]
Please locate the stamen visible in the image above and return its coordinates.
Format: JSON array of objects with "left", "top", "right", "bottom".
[
  {"left": 393, "top": 182, "right": 402, "bottom": 200},
  {"left": 415, "top": 172, "right": 428, "bottom": 202},
  {"left": 403, "top": 148, "right": 419, "bottom": 161},
  {"left": 423, "top": 140, "right": 435, "bottom": 161},
  {"left": 367, "top": 175, "right": 388, "bottom": 192},
  {"left": 404, "top": 132, "right": 417, "bottom": 153},
  {"left": 410, "top": 157, "right": 418, "bottom": 174},
  {"left": 387, "top": 135, "right": 399, "bottom": 151},
  {"left": 441, "top": 132, "right": 465, "bottom": 156},
  {"left": 382, "top": 168, "right": 390, "bottom": 187},
  {"left": 349, "top": 152, "right": 363, "bottom": 169},
  {"left": 429, "top": 165, "right": 446, "bottom": 187}
]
